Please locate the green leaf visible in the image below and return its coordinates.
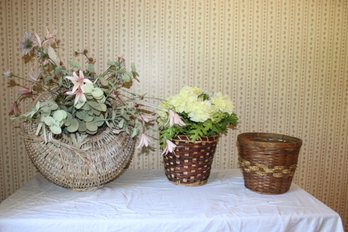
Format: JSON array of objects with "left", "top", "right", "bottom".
[
  {"left": 78, "top": 120, "right": 86, "bottom": 132},
  {"left": 98, "top": 76, "right": 108, "bottom": 87},
  {"left": 88, "top": 101, "right": 107, "bottom": 112},
  {"left": 66, "top": 118, "right": 79, "bottom": 133},
  {"left": 92, "top": 87, "right": 104, "bottom": 99},
  {"left": 34, "top": 102, "right": 41, "bottom": 111},
  {"left": 49, "top": 125, "right": 62, "bottom": 134},
  {"left": 86, "top": 121, "right": 98, "bottom": 132},
  {"left": 75, "top": 101, "right": 85, "bottom": 109},
  {"left": 122, "top": 72, "right": 132, "bottom": 82},
  {"left": 41, "top": 116, "right": 56, "bottom": 126},
  {"left": 76, "top": 110, "right": 94, "bottom": 122},
  {"left": 107, "top": 60, "right": 116, "bottom": 66},
  {"left": 54, "top": 66, "right": 64, "bottom": 75},
  {"left": 94, "top": 115, "right": 104, "bottom": 126},
  {"left": 118, "top": 119, "right": 124, "bottom": 128},
  {"left": 42, "top": 100, "right": 58, "bottom": 111},
  {"left": 131, "top": 128, "right": 137, "bottom": 138},
  {"left": 131, "top": 63, "right": 136, "bottom": 72},
  {"left": 52, "top": 110, "right": 67, "bottom": 122},
  {"left": 87, "top": 63, "right": 95, "bottom": 73},
  {"left": 82, "top": 83, "right": 94, "bottom": 94},
  {"left": 68, "top": 60, "right": 81, "bottom": 69}
]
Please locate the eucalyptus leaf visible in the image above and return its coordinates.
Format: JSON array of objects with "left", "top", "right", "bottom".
[
  {"left": 122, "top": 73, "right": 132, "bottom": 82},
  {"left": 98, "top": 76, "right": 108, "bottom": 87},
  {"left": 107, "top": 60, "right": 116, "bottom": 66},
  {"left": 82, "top": 83, "right": 94, "bottom": 94},
  {"left": 75, "top": 100, "right": 85, "bottom": 109},
  {"left": 88, "top": 101, "right": 106, "bottom": 112},
  {"left": 68, "top": 60, "right": 81, "bottom": 69},
  {"left": 81, "top": 103, "right": 91, "bottom": 111},
  {"left": 78, "top": 120, "right": 86, "bottom": 132},
  {"left": 76, "top": 111, "right": 94, "bottom": 122},
  {"left": 53, "top": 110, "right": 67, "bottom": 122},
  {"left": 94, "top": 115, "right": 104, "bottom": 126},
  {"left": 118, "top": 119, "right": 124, "bottom": 128},
  {"left": 42, "top": 116, "right": 56, "bottom": 126},
  {"left": 131, "top": 128, "right": 137, "bottom": 138},
  {"left": 87, "top": 63, "right": 95, "bottom": 73},
  {"left": 86, "top": 121, "right": 98, "bottom": 132},
  {"left": 49, "top": 125, "right": 62, "bottom": 134},
  {"left": 66, "top": 118, "right": 79, "bottom": 133},
  {"left": 92, "top": 87, "right": 104, "bottom": 99}
]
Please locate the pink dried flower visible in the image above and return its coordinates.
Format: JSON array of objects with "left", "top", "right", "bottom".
[
  {"left": 168, "top": 110, "right": 186, "bottom": 127},
  {"left": 44, "top": 29, "right": 58, "bottom": 46},
  {"left": 19, "top": 32, "right": 39, "bottom": 55},
  {"left": 28, "top": 69, "right": 40, "bottom": 81},
  {"left": 137, "top": 133, "right": 151, "bottom": 149},
  {"left": 138, "top": 114, "right": 153, "bottom": 125},
  {"left": 67, "top": 87, "right": 87, "bottom": 105},
  {"left": 161, "top": 140, "right": 177, "bottom": 155},
  {"left": 9, "top": 102, "right": 20, "bottom": 116},
  {"left": 65, "top": 70, "right": 92, "bottom": 94},
  {"left": 18, "top": 87, "right": 32, "bottom": 97}
]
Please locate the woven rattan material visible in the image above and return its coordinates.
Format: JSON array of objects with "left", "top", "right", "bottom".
[
  {"left": 21, "top": 91, "right": 135, "bottom": 191},
  {"left": 23, "top": 123, "right": 135, "bottom": 191},
  {"left": 239, "top": 158, "right": 297, "bottom": 178},
  {"left": 163, "top": 135, "right": 219, "bottom": 186},
  {"left": 237, "top": 132, "right": 302, "bottom": 194}
]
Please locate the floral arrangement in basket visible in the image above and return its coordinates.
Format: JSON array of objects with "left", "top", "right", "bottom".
[
  {"left": 4, "top": 30, "right": 153, "bottom": 149},
  {"left": 157, "top": 86, "right": 239, "bottom": 154}
]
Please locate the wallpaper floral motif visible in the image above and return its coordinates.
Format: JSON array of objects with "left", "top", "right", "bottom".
[{"left": 0, "top": 0, "right": 347, "bottom": 229}]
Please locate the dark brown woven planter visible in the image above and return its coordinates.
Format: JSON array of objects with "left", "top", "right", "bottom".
[
  {"left": 237, "top": 132, "right": 302, "bottom": 194},
  {"left": 163, "top": 135, "right": 219, "bottom": 186}
]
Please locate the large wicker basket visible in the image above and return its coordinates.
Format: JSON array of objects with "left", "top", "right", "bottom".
[
  {"left": 237, "top": 132, "right": 302, "bottom": 194},
  {"left": 163, "top": 135, "right": 219, "bottom": 186},
  {"left": 23, "top": 123, "right": 135, "bottom": 191}
]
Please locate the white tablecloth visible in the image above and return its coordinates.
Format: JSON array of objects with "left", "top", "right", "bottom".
[{"left": 0, "top": 169, "right": 344, "bottom": 232}]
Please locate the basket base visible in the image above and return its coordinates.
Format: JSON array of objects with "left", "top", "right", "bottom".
[
  {"left": 242, "top": 173, "right": 292, "bottom": 194},
  {"left": 167, "top": 179, "right": 208, "bottom": 187}
]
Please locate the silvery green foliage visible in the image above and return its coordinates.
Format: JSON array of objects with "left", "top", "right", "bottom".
[{"left": 7, "top": 31, "right": 152, "bottom": 145}]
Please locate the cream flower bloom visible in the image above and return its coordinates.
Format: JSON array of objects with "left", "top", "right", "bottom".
[{"left": 211, "top": 92, "right": 234, "bottom": 114}]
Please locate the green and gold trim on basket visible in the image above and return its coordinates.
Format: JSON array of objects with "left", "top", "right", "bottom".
[{"left": 238, "top": 158, "right": 297, "bottom": 178}]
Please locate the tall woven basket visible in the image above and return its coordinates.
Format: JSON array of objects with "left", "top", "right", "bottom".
[
  {"left": 23, "top": 123, "right": 135, "bottom": 191},
  {"left": 163, "top": 135, "right": 219, "bottom": 186},
  {"left": 237, "top": 132, "right": 302, "bottom": 194}
]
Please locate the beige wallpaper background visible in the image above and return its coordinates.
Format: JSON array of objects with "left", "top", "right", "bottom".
[{"left": 0, "top": 0, "right": 347, "bottom": 229}]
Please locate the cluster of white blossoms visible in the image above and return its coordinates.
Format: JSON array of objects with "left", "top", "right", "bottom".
[{"left": 161, "top": 86, "right": 234, "bottom": 123}]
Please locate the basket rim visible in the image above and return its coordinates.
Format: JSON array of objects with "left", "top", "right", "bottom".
[
  {"left": 172, "top": 134, "right": 220, "bottom": 143},
  {"left": 238, "top": 132, "right": 302, "bottom": 145}
]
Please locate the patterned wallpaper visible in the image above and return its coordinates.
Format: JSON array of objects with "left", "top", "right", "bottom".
[{"left": 0, "top": 0, "right": 347, "bottom": 229}]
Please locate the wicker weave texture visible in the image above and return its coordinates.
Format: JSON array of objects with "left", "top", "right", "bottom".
[
  {"left": 238, "top": 132, "right": 302, "bottom": 194},
  {"left": 23, "top": 123, "right": 135, "bottom": 191},
  {"left": 163, "top": 135, "right": 219, "bottom": 186}
]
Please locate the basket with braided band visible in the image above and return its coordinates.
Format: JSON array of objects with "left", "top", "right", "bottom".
[{"left": 238, "top": 132, "right": 302, "bottom": 194}]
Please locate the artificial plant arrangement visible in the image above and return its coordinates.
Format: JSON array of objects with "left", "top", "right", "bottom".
[
  {"left": 158, "top": 86, "right": 239, "bottom": 154},
  {"left": 5, "top": 30, "right": 153, "bottom": 148},
  {"left": 3, "top": 30, "right": 155, "bottom": 190}
]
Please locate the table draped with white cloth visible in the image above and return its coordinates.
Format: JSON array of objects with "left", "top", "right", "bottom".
[{"left": 0, "top": 169, "right": 344, "bottom": 232}]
